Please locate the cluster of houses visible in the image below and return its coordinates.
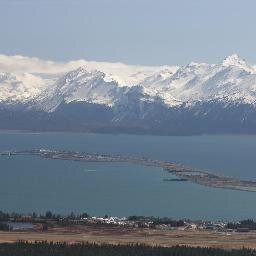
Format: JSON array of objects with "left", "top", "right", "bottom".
[
  {"left": 72, "top": 216, "right": 231, "bottom": 231},
  {"left": 1, "top": 210, "right": 252, "bottom": 233},
  {"left": 77, "top": 216, "right": 252, "bottom": 232}
]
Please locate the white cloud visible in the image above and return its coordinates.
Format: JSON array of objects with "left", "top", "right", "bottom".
[{"left": 0, "top": 54, "right": 178, "bottom": 86}]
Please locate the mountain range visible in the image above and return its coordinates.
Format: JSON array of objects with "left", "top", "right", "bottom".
[{"left": 1, "top": 53, "right": 256, "bottom": 135}]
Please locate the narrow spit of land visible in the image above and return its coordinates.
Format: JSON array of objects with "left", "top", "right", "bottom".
[{"left": 1, "top": 149, "right": 256, "bottom": 192}]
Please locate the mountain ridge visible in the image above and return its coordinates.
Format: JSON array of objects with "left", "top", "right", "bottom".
[{"left": 0, "top": 54, "right": 256, "bottom": 135}]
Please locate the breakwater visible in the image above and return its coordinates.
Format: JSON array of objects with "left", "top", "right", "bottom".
[{"left": 1, "top": 149, "right": 256, "bottom": 192}]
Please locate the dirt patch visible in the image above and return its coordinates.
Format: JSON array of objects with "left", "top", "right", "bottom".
[{"left": 0, "top": 226, "right": 255, "bottom": 249}]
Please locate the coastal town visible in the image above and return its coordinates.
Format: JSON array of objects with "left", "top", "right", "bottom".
[
  {"left": 1, "top": 210, "right": 256, "bottom": 250},
  {"left": 0, "top": 210, "right": 255, "bottom": 233}
]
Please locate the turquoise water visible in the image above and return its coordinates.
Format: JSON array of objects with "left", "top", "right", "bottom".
[{"left": 1, "top": 132, "right": 256, "bottom": 220}]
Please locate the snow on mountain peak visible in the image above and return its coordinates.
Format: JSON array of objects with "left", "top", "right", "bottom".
[
  {"left": 36, "top": 66, "right": 124, "bottom": 112},
  {"left": 0, "top": 71, "right": 48, "bottom": 103},
  {"left": 222, "top": 54, "right": 254, "bottom": 73},
  {"left": 1, "top": 54, "right": 256, "bottom": 111}
]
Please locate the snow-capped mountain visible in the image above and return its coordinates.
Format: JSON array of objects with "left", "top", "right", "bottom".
[
  {"left": 0, "top": 72, "right": 47, "bottom": 103},
  {"left": 0, "top": 54, "right": 256, "bottom": 135}
]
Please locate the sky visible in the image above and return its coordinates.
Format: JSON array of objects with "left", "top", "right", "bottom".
[{"left": 0, "top": 0, "right": 256, "bottom": 66}]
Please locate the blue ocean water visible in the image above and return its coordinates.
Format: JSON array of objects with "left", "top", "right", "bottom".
[{"left": 1, "top": 132, "right": 256, "bottom": 220}]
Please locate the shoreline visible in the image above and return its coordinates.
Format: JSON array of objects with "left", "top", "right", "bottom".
[{"left": 1, "top": 129, "right": 256, "bottom": 138}]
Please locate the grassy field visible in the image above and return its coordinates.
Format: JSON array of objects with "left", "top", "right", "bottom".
[{"left": 0, "top": 225, "right": 255, "bottom": 250}]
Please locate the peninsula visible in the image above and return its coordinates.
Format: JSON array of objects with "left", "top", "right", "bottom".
[{"left": 1, "top": 149, "right": 256, "bottom": 192}]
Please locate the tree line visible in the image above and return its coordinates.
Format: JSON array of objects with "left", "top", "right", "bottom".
[
  {"left": 0, "top": 241, "right": 254, "bottom": 256},
  {"left": 227, "top": 219, "right": 256, "bottom": 230}
]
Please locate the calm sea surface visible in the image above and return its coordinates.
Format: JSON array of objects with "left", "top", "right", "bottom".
[{"left": 1, "top": 132, "right": 256, "bottom": 220}]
